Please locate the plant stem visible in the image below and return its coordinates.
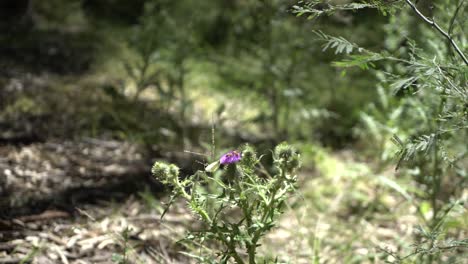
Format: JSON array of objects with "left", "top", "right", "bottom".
[
  {"left": 247, "top": 246, "right": 256, "bottom": 264},
  {"left": 223, "top": 233, "right": 245, "bottom": 264},
  {"left": 431, "top": 133, "right": 439, "bottom": 228},
  {"left": 231, "top": 247, "right": 245, "bottom": 264},
  {"left": 430, "top": 87, "right": 447, "bottom": 228},
  {"left": 235, "top": 176, "right": 256, "bottom": 264},
  {"left": 249, "top": 169, "right": 286, "bottom": 262},
  {"left": 404, "top": 0, "right": 468, "bottom": 66}
]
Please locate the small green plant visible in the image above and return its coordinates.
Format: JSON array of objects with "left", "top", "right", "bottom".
[
  {"left": 112, "top": 226, "right": 134, "bottom": 264},
  {"left": 152, "top": 143, "right": 301, "bottom": 263}
]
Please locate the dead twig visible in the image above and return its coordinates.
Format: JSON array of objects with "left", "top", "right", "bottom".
[{"left": 15, "top": 210, "right": 70, "bottom": 223}]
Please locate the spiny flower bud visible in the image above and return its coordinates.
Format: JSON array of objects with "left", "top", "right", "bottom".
[
  {"left": 151, "top": 161, "right": 180, "bottom": 184},
  {"left": 240, "top": 144, "right": 257, "bottom": 167},
  {"left": 168, "top": 164, "right": 179, "bottom": 178},
  {"left": 275, "top": 143, "right": 293, "bottom": 160},
  {"left": 274, "top": 143, "right": 301, "bottom": 173}
]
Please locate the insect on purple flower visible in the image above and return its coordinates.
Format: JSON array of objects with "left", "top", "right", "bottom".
[{"left": 220, "top": 150, "right": 242, "bottom": 165}]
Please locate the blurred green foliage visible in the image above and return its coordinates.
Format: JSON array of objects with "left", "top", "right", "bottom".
[
  {"left": 297, "top": 0, "right": 467, "bottom": 262},
  {"left": 0, "top": 0, "right": 386, "bottom": 148}
]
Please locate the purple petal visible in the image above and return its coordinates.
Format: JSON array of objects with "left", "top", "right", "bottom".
[{"left": 220, "top": 150, "right": 242, "bottom": 165}]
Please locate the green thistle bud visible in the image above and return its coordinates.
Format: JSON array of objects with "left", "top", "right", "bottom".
[
  {"left": 274, "top": 143, "right": 293, "bottom": 160},
  {"left": 240, "top": 144, "right": 257, "bottom": 167},
  {"left": 168, "top": 164, "right": 180, "bottom": 179},
  {"left": 288, "top": 153, "right": 300, "bottom": 170},
  {"left": 274, "top": 143, "right": 301, "bottom": 173},
  {"left": 151, "top": 161, "right": 180, "bottom": 184}
]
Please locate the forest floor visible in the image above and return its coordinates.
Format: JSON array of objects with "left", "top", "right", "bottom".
[
  {"left": 0, "top": 136, "right": 423, "bottom": 264},
  {"left": 0, "top": 137, "right": 191, "bottom": 264}
]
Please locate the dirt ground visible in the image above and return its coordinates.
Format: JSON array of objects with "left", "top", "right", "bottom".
[{"left": 0, "top": 138, "right": 197, "bottom": 264}]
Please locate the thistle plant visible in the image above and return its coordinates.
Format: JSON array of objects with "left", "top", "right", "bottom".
[{"left": 151, "top": 143, "right": 301, "bottom": 263}]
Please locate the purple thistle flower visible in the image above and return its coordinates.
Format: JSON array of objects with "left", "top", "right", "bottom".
[{"left": 220, "top": 150, "right": 242, "bottom": 165}]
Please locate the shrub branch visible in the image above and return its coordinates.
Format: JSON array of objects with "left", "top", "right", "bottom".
[{"left": 404, "top": 0, "right": 468, "bottom": 66}]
